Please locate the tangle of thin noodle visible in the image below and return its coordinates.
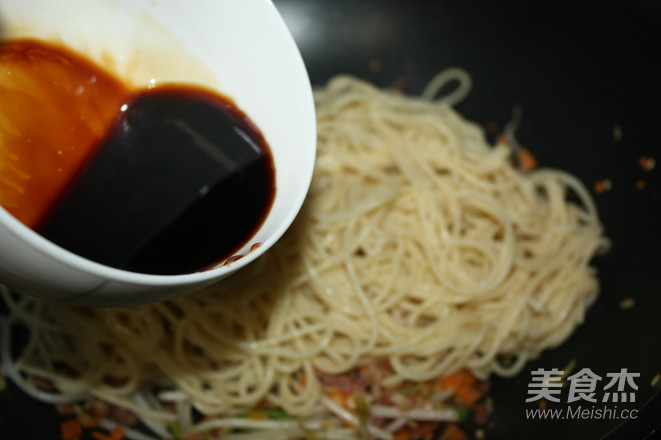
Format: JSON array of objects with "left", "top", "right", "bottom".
[{"left": 0, "top": 70, "right": 609, "bottom": 438}]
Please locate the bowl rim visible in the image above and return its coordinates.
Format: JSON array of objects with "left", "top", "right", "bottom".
[{"left": 0, "top": 0, "right": 317, "bottom": 290}]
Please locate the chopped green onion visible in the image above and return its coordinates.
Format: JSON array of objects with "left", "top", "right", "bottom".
[
  {"left": 399, "top": 383, "right": 424, "bottom": 395},
  {"left": 353, "top": 394, "right": 370, "bottom": 440},
  {"left": 170, "top": 421, "right": 182, "bottom": 438},
  {"left": 455, "top": 406, "right": 469, "bottom": 423},
  {"left": 243, "top": 408, "right": 297, "bottom": 420}
]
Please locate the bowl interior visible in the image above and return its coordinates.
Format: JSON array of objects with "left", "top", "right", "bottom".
[{"left": 0, "top": 0, "right": 316, "bottom": 288}]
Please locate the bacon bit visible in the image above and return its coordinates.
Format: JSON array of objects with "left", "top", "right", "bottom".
[
  {"left": 518, "top": 147, "right": 537, "bottom": 172},
  {"left": 102, "top": 376, "right": 129, "bottom": 388},
  {"left": 360, "top": 364, "right": 371, "bottom": 375},
  {"left": 401, "top": 421, "right": 442, "bottom": 439},
  {"left": 55, "top": 403, "right": 76, "bottom": 416},
  {"left": 486, "top": 122, "right": 499, "bottom": 134},
  {"left": 636, "top": 180, "right": 647, "bottom": 190},
  {"left": 255, "top": 398, "right": 272, "bottom": 409},
  {"left": 77, "top": 411, "right": 101, "bottom": 429},
  {"left": 473, "top": 403, "right": 491, "bottom": 425},
  {"left": 34, "top": 377, "right": 57, "bottom": 391},
  {"left": 391, "top": 78, "right": 407, "bottom": 92},
  {"left": 593, "top": 179, "right": 612, "bottom": 194},
  {"left": 319, "top": 372, "right": 355, "bottom": 392},
  {"left": 85, "top": 400, "right": 111, "bottom": 419},
  {"left": 639, "top": 156, "right": 656, "bottom": 171},
  {"left": 300, "top": 374, "right": 307, "bottom": 387},
  {"left": 111, "top": 406, "right": 138, "bottom": 427},
  {"left": 60, "top": 418, "right": 83, "bottom": 440}
]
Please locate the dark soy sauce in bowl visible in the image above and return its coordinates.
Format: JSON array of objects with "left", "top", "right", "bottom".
[
  {"left": 38, "top": 86, "right": 276, "bottom": 275},
  {"left": 0, "top": 39, "right": 276, "bottom": 275}
]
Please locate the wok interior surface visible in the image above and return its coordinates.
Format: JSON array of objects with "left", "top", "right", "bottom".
[
  {"left": 274, "top": 0, "right": 661, "bottom": 438},
  {"left": 1, "top": 0, "right": 660, "bottom": 439}
]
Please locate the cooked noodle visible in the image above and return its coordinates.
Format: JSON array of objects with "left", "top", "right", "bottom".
[{"left": 0, "top": 70, "right": 609, "bottom": 439}]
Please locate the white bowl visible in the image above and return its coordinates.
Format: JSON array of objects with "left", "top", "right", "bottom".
[{"left": 0, "top": 0, "right": 316, "bottom": 306}]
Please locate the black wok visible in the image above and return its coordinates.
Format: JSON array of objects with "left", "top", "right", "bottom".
[
  {"left": 272, "top": 1, "right": 661, "bottom": 439},
  {"left": 1, "top": 1, "right": 660, "bottom": 439}
]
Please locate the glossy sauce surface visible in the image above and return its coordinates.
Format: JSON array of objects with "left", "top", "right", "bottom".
[
  {"left": 0, "top": 39, "right": 276, "bottom": 275},
  {"left": 0, "top": 39, "right": 131, "bottom": 228}
]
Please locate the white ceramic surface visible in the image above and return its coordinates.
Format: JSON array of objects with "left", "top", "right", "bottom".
[{"left": 0, "top": 0, "right": 316, "bottom": 306}]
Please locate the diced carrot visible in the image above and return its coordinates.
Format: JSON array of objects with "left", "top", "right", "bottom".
[
  {"left": 91, "top": 431, "right": 110, "bottom": 440},
  {"left": 447, "top": 428, "right": 469, "bottom": 440},
  {"left": 439, "top": 370, "right": 476, "bottom": 391},
  {"left": 60, "top": 418, "right": 82, "bottom": 440},
  {"left": 594, "top": 181, "right": 605, "bottom": 194},
  {"left": 455, "top": 384, "right": 483, "bottom": 407},
  {"left": 247, "top": 411, "right": 269, "bottom": 420},
  {"left": 90, "top": 426, "right": 124, "bottom": 440},
  {"left": 639, "top": 156, "right": 656, "bottom": 171},
  {"left": 439, "top": 370, "right": 484, "bottom": 408},
  {"left": 518, "top": 147, "right": 537, "bottom": 171},
  {"left": 109, "top": 426, "right": 125, "bottom": 440},
  {"left": 594, "top": 179, "right": 612, "bottom": 194},
  {"left": 330, "top": 387, "right": 343, "bottom": 400},
  {"left": 329, "top": 387, "right": 353, "bottom": 407}
]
